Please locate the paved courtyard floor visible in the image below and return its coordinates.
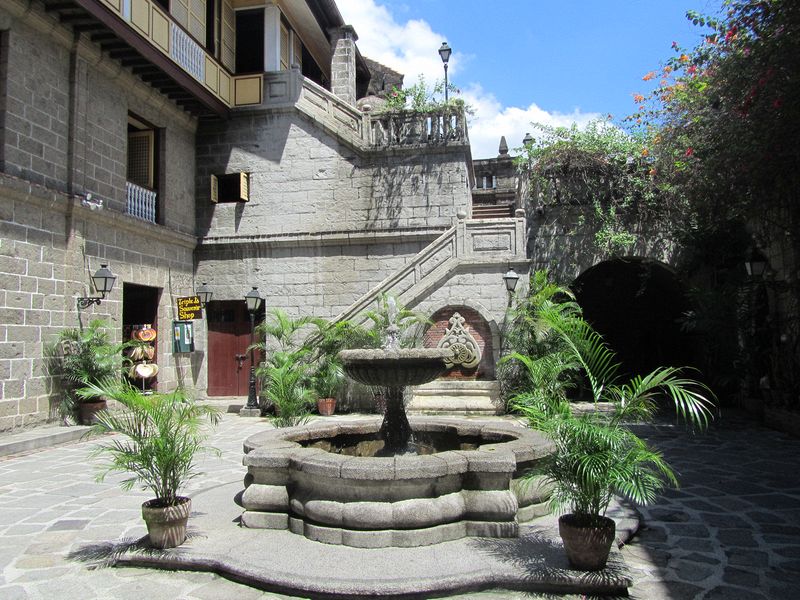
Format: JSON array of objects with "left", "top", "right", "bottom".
[{"left": 0, "top": 409, "right": 798, "bottom": 599}]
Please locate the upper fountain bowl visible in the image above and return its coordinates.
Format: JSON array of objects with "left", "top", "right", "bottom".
[{"left": 338, "top": 348, "right": 453, "bottom": 387}]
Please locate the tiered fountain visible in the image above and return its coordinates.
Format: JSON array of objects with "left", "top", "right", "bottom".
[{"left": 240, "top": 300, "right": 554, "bottom": 547}]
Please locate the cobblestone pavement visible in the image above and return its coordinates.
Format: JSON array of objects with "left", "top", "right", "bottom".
[{"left": 0, "top": 410, "right": 798, "bottom": 599}]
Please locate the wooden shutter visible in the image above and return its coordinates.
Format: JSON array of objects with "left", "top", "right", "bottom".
[
  {"left": 210, "top": 174, "right": 219, "bottom": 203},
  {"left": 279, "top": 22, "right": 289, "bottom": 70},
  {"left": 292, "top": 32, "right": 302, "bottom": 69},
  {"left": 240, "top": 171, "right": 249, "bottom": 201},
  {"left": 220, "top": 0, "right": 235, "bottom": 71},
  {"left": 188, "top": 0, "right": 206, "bottom": 44}
]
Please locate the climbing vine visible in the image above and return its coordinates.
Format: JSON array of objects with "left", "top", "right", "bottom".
[{"left": 517, "top": 119, "right": 666, "bottom": 255}]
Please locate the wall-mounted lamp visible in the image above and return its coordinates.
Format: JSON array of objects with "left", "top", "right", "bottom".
[
  {"left": 503, "top": 266, "right": 520, "bottom": 294},
  {"left": 195, "top": 282, "right": 213, "bottom": 307},
  {"left": 744, "top": 247, "right": 768, "bottom": 278},
  {"left": 77, "top": 264, "right": 117, "bottom": 309}
]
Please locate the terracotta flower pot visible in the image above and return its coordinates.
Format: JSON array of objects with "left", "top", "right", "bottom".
[
  {"left": 142, "top": 496, "right": 191, "bottom": 549},
  {"left": 317, "top": 397, "right": 336, "bottom": 416},
  {"left": 79, "top": 399, "right": 107, "bottom": 425},
  {"left": 558, "top": 513, "right": 616, "bottom": 571}
]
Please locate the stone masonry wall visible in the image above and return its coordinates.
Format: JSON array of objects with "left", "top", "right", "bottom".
[
  {"left": 0, "top": 3, "right": 199, "bottom": 431},
  {"left": 195, "top": 110, "right": 470, "bottom": 237}
]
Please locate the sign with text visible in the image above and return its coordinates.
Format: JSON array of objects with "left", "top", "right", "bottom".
[{"left": 177, "top": 296, "right": 202, "bottom": 320}]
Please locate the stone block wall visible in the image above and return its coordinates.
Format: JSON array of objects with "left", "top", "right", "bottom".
[
  {"left": 0, "top": 2, "right": 199, "bottom": 431},
  {"left": 195, "top": 110, "right": 470, "bottom": 238},
  {"left": 0, "top": 175, "right": 196, "bottom": 432}
]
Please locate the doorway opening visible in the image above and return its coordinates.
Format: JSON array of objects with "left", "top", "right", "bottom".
[
  {"left": 573, "top": 259, "right": 693, "bottom": 378},
  {"left": 122, "top": 283, "right": 161, "bottom": 391},
  {"left": 206, "top": 300, "right": 264, "bottom": 397}
]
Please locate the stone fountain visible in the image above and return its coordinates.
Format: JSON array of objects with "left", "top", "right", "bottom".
[{"left": 240, "top": 299, "right": 554, "bottom": 547}]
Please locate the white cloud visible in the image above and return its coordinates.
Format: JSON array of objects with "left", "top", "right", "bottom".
[{"left": 337, "top": 0, "right": 601, "bottom": 159}]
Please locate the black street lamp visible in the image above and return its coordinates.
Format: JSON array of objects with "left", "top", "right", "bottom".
[
  {"left": 244, "top": 286, "right": 263, "bottom": 410},
  {"left": 438, "top": 42, "right": 452, "bottom": 102},
  {"left": 503, "top": 266, "right": 520, "bottom": 294},
  {"left": 77, "top": 264, "right": 117, "bottom": 309},
  {"left": 744, "top": 247, "right": 768, "bottom": 278},
  {"left": 195, "top": 282, "right": 213, "bottom": 308}
]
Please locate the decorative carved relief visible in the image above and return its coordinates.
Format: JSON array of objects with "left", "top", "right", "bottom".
[{"left": 437, "top": 312, "right": 481, "bottom": 369}]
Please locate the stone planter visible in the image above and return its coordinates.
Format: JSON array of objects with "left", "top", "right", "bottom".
[
  {"left": 558, "top": 514, "right": 616, "bottom": 571},
  {"left": 142, "top": 496, "right": 191, "bottom": 549},
  {"left": 79, "top": 399, "right": 107, "bottom": 425}
]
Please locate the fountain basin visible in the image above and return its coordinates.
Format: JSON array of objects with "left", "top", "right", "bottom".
[
  {"left": 338, "top": 348, "right": 452, "bottom": 387},
  {"left": 241, "top": 417, "right": 554, "bottom": 548}
]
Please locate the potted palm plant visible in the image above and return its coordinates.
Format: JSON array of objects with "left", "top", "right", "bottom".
[
  {"left": 79, "top": 379, "right": 220, "bottom": 548},
  {"left": 44, "top": 319, "right": 128, "bottom": 424},
  {"left": 505, "top": 300, "right": 715, "bottom": 571},
  {"left": 313, "top": 359, "right": 344, "bottom": 416}
]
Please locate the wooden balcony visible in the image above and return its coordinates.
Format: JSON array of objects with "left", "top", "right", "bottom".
[{"left": 39, "top": 0, "right": 255, "bottom": 117}]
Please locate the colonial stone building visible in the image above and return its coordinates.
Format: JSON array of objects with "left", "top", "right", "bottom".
[{"left": 0, "top": 0, "right": 526, "bottom": 431}]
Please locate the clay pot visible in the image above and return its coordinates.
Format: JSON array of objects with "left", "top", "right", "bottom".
[
  {"left": 558, "top": 513, "right": 616, "bottom": 571},
  {"left": 317, "top": 397, "right": 336, "bottom": 416},
  {"left": 142, "top": 497, "right": 191, "bottom": 548},
  {"left": 79, "top": 399, "right": 107, "bottom": 425}
]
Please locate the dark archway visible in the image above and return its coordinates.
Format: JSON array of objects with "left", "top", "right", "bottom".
[{"left": 572, "top": 258, "right": 693, "bottom": 378}]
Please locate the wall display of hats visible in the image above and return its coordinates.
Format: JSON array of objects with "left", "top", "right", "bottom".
[{"left": 127, "top": 324, "right": 158, "bottom": 391}]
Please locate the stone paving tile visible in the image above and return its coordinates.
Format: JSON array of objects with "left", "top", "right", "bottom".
[{"left": 0, "top": 410, "right": 798, "bottom": 599}]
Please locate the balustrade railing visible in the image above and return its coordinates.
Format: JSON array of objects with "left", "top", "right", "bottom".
[
  {"left": 126, "top": 181, "right": 157, "bottom": 223},
  {"left": 170, "top": 22, "right": 205, "bottom": 81},
  {"left": 368, "top": 108, "right": 468, "bottom": 148}
]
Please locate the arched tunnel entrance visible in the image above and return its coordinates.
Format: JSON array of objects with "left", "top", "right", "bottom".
[{"left": 572, "top": 258, "right": 693, "bottom": 377}]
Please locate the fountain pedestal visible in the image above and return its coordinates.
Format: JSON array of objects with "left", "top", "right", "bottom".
[{"left": 338, "top": 347, "right": 452, "bottom": 454}]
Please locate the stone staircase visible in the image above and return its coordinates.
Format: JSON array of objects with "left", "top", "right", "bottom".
[
  {"left": 471, "top": 203, "right": 514, "bottom": 219},
  {"left": 333, "top": 213, "right": 528, "bottom": 324}
]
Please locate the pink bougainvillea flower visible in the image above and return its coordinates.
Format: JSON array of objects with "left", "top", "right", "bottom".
[
  {"left": 633, "top": 94, "right": 645, "bottom": 103},
  {"left": 687, "top": 65, "right": 698, "bottom": 75},
  {"left": 671, "top": 41, "right": 678, "bottom": 49},
  {"left": 773, "top": 98, "right": 783, "bottom": 109},
  {"left": 642, "top": 71, "right": 657, "bottom": 81},
  {"left": 725, "top": 27, "right": 738, "bottom": 43},
  {"left": 685, "top": 147, "right": 694, "bottom": 157}
]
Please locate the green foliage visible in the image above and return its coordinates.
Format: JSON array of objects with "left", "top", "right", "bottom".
[
  {"left": 44, "top": 320, "right": 129, "bottom": 422},
  {"left": 518, "top": 120, "right": 661, "bottom": 255},
  {"left": 262, "top": 351, "right": 317, "bottom": 428},
  {"left": 80, "top": 379, "right": 220, "bottom": 507},
  {"left": 359, "top": 293, "right": 430, "bottom": 349},
  {"left": 499, "top": 271, "right": 581, "bottom": 405},
  {"left": 382, "top": 75, "right": 470, "bottom": 113},
  {"left": 506, "top": 287, "right": 715, "bottom": 519}
]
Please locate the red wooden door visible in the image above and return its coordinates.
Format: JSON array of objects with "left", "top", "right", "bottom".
[{"left": 207, "top": 301, "right": 253, "bottom": 396}]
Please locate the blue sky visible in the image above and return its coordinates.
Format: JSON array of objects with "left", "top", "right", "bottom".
[{"left": 338, "top": 0, "right": 723, "bottom": 158}]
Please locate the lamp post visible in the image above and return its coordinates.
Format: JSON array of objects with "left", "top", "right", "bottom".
[
  {"left": 438, "top": 42, "right": 452, "bottom": 102},
  {"left": 77, "top": 264, "right": 117, "bottom": 309},
  {"left": 244, "top": 286, "right": 263, "bottom": 411}
]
